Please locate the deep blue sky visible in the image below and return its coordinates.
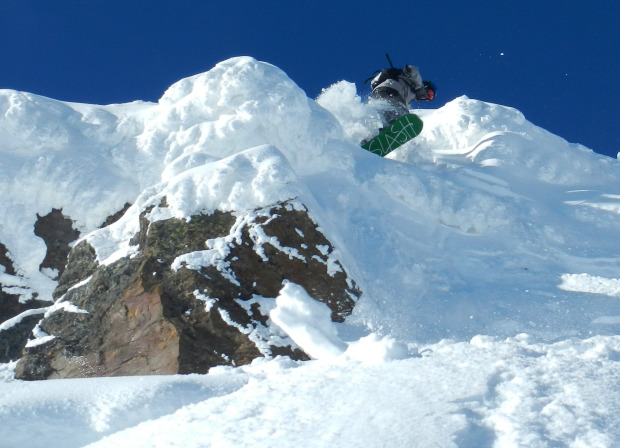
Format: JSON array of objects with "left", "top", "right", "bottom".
[{"left": 2, "top": 1, "right": 619, "bottom": 159}]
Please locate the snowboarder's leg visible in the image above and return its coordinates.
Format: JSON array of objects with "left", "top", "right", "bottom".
[{"left": 370, "top": 88, "right": 409, "bottom": 128}]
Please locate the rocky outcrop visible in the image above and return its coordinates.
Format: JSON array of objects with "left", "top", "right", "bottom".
[
  {"left": 34, "top": 208, "right": 81, "bottom": 280},
  {"left": 0, "top": 209, "right": 79, "bottom": 363},
  {"left": 0, "top": 205, "right": 140, "bottom": 365},
  {"left": 0, "top": 291, "right": 47, "bottom": 363},
  {"left": 14, "top": 201, "right": 360, "bottom": 380},
  {"left": 0, "top": 242, "right": 15, "bottom": 278}
]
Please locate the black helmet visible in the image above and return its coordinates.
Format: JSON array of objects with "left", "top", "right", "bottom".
[{"left": 423, "top": 81, "right": 436, "bottom": 101}]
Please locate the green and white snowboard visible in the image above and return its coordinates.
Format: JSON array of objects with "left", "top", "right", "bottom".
[{"left": 361, "top": 113, "right": 424, "bottom": 157}]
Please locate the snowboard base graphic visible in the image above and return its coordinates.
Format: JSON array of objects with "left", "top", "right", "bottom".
[{"left": 361, "top": 114, "right": 423, "bottom": 157}]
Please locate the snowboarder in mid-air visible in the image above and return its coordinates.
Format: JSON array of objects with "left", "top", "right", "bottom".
[
  {"left": 359, "top": 55, "right": 436, "bottom": 155},
  {"left": 367, "top": 54, "right": 436, "bottom": 129}
]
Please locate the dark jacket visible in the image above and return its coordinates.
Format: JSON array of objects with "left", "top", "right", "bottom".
[{"left": 371, "top": 65, "right": 429, "bottom": 105}]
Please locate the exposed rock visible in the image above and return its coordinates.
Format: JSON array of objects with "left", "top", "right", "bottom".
[
  {"left": 0, "top": 242, "right": 49, "bottom": 363},
  {"left": 34, "top": 208, "right": 80, "bottom": 279},
  {"left": 1, "top": 204, "right": 137, "bottom": 364},
  {"left": 15, "top": 201, "right": 360, "bottom": 380},
  {"left": 52, "top": 240, "right": 99, "bottom": 300},
  {"left": 99, "top": 202, "right": 132, "bottom": 228},
  {"left": 0, "top": 241, "right": 16, "bottom": 276},
  {"left": 0, "top": 293, "right": 48, "bottom": 363}
]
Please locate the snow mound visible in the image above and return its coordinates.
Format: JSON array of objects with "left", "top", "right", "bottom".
[
  {"left": 150, "top": 57, "right": 347, "bottom": 178},
  {"left": 344, "top": 333, "right": 410, "bottom": 364},
  {"left": 270, "top": 283, "right": 347, "bottom": 360}
]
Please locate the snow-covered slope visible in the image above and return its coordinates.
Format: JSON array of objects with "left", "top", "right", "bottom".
[
  {"left": 318, "top": 80, "right": 620, "bottom": 343},
  {"left": 2, "top": 57, "right": 620, "bottom": 447}
]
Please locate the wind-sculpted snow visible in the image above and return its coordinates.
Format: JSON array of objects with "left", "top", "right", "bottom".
[
  {"left": 148, "top": 57, "right": 346, "bottom": 179},
  {"left": 2, "top": 57, "right": 620, "bottom": 446},
  {"left": 86, "top": 144, "right": 303, "bottom": 266}
]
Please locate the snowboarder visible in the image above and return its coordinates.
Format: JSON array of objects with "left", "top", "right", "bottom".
[{"left": 367, "top": 61, "right": 436, "bottom": 128}]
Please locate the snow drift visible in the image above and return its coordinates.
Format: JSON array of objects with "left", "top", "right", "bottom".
[{"left": 2, "top": 56, "right": 620, "bottom": 447}]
